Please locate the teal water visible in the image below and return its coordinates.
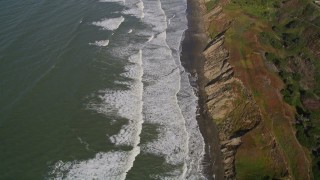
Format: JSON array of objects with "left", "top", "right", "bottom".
[{"left": 0, "top": 0, "right": 206, "bottom": 179}]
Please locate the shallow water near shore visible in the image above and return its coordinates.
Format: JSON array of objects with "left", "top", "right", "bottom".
[
  {"left": 0, "top": 0, "right": 207, "bottom": 179},
  {"left": 182, "top": 0, "right": 224, "bottom": 179}
]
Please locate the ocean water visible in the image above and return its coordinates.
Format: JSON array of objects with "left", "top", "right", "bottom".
[{"left": 0, "top": 0, "right": 206, "bottom": 179}]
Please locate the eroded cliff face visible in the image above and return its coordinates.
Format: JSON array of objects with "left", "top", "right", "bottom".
[
  {"left": 203, "top": 34, "right": 261, "bottom": 178},
  {"left": 201, "top": 29, "right": 290, "bottom": 180},
  {"left": 201, "top": 1, "right": 312, "bottom": 179}
]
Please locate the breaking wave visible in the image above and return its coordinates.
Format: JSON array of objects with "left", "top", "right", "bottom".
[{"left": 92, "top": 16, "right": 125, "bottom": 31}]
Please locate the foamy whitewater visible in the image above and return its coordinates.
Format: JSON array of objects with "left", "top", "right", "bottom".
[
  {"left": 49, "top": 0, "right": 206, "bottom": 179},
  {"left": 92, "top": 16, "right": 125, "bottom": 31},
  {"left": 89, "top": 40, "right": 109, "bottom": 47}
]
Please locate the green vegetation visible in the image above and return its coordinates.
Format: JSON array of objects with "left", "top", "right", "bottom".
[
  {"left": 205, "top": 0, "right": 217, "bottom": 11},
  {"left": 260, "top": 32, "right": 283, "bottom": 49},
  {"left": 207, "top": 0, "right": 320, "bottom": 178},
  {"left": 236, "top": 156, "right": 272, "bottom": 180},
  {"left": 229, "top": 0, "right": 280, "bottom": 20},
  {"left": 258, "top": 1, "right": 320, "bottom": 177}
]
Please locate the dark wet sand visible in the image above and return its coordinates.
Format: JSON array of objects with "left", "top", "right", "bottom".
[{"left": 181, "top": 0, "right": 224, "bottom": 179}]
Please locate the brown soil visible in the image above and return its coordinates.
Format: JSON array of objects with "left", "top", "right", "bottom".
[{"left": 202, "top": 0, "right": 312, "bottom": 179}]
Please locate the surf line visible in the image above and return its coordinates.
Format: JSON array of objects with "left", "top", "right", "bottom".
[
  {"left": 107, "top": 49, "right": 144, "bottom": 178},
  {"left": 124, "top": 49, "right": 144, "bottom": 177},
  {"left": 157, "top": 0, "right": 190, "bottom": 178}
]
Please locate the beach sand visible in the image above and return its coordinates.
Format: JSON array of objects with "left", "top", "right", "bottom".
[{"left": 181, "top": 0, "right": 224, "bottom": 179}]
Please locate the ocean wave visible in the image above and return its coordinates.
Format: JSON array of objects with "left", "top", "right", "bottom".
[
  {"left": 140, "top": 0, "right": 167, "bottom": 33},
  {"left": 107, "top": 50, "right": 143, "bottom": 147},
  {"left": 89, "top": 40, "right": 109, "bottom": 47},
  {"left": 146, "top": 34, "right": 154, "bottom": 42},
  {"left": 77, "top": 0, "right": 205, "bottom": 178},
  {"left": 49, "top": 50, "right": 144, "bottom": 180},
  {"left": 122, "top": 1, "right": 144, "bottom": 19},
  {"left": 160, "top": 0, "right": 205, "bottom": 177},
  {"left": 48, "top": 149, "right": 139, "bottom": 180},
  {"left": 92, "top": 16, "right": 124, "bottom": 31},
  {"left": 139, "top": 29, "right": 189, "bottom": 171},
  {"left": 99, "top": 0, "right": 125, "bottom": 4}
]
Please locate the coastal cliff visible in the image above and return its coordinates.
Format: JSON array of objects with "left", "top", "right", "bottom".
[
  {"left": 200, "top": 0, "right": 320, "bottom": 179},
  {"left": 203, "top": 32, "right": 261, "bottom": 178}
]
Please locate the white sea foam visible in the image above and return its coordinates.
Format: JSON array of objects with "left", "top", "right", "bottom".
[
  {"left": 133, "top": 0, "right": 206, "bottom": 178},
  {"left": 87, "top": 50, "right": 143, "bottom": 147},
  {"left": 142, "top": 46, "right": 188, "bottom": 180},
  {"left": 146, "top": 34, "right": 154, "bottom": 42},
  {"left": 92, "top": 16, "right": 125, "bottom": 31},
  {"left": 99, "top": 0, "right": 125, "bottom": 4},
  {"left": 107, "top": 50, "right": 143, "bottom": 146},
  {"left": 178, "top": 73, "right": 206, "bottom": 179},
  {"left": 136, "top": 1, "right": 144, "bottom": 13},
  {"left": 49, "top": 148, "right": 140, "bottom": 180},
  {"left": 168, "top": 14, "right": 175, "bottom": 25},
  {"left": 89, "top": 40, "right": 109, "bottom": 47},
  {"left": 141, "top": 0, "right": 167, "bottom": 33},
  {"left": 138, "top": 18, "right": 189, "bottom": 178},
  {"left": 107, "top": 34, "right": 146, "bottom": 58},
  {"left": 59, "top": 0, "right": 206, "bottom": 178},
  {"left": 122, "top": 1, "right": 145, "bottom": 19},
  {"left": 49, "top": 51, "right": 144, "bottom": 180},
  {"left": 160, "top": 0, "right": 206, "bottom": 178}
]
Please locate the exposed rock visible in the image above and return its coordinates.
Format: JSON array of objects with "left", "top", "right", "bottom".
[
  {"left": 202, "top": 0, "right": 314, "bottom": 179},
  {"left": 221, "top": 137, "right": 242, "bottom": 149},
  {"left": 202, "top": 31, "right": 261, "bottom": 179}
]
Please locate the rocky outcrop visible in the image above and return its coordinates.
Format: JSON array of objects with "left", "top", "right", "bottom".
[
  {"left": 201, "top": 0, "right": 314, "bottom": 179},
  {"left": 202, "top": 32, "right": 261, "bottom": 179}
]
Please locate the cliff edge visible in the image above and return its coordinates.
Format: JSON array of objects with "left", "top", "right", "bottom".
[{"left": 200, "top": 0, "right": 319, "bottom": 179}]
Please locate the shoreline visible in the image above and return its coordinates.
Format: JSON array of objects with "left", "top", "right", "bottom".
[{"left": 181, "top": 0, "right": 224, "bottom": 179}]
